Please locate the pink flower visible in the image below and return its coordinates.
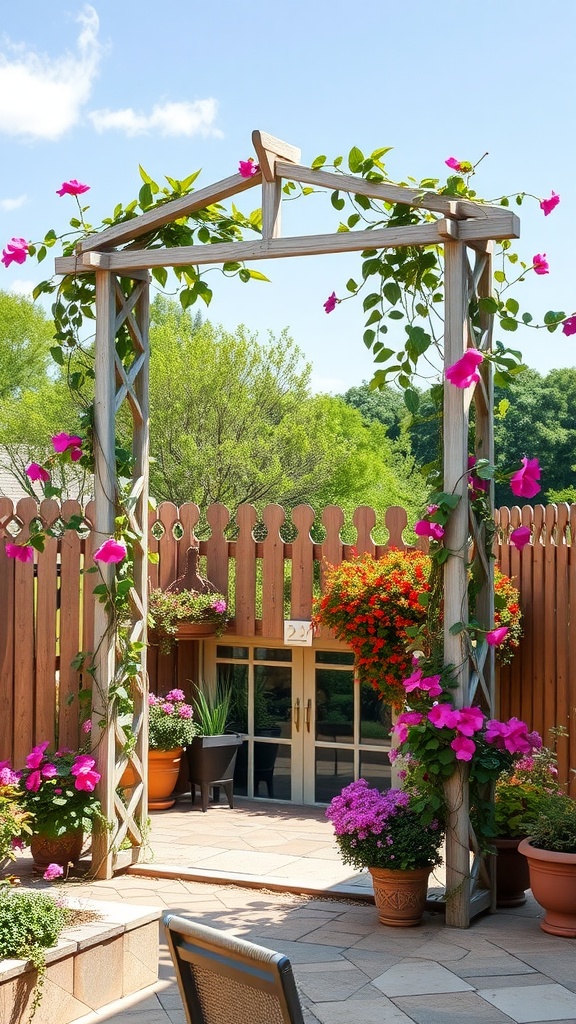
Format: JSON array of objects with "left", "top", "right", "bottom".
[
  {"left": 5, "top": 543, "right": 34, "bottom": 562},
  {"left": 238, "top": 159, "right": 259, "bottom": 178},
  {"left": 56, "top": 179, "right": 90, "bottom": 197},
  {"left": 25, "top": 770, "right": 42, "bottom": 792},
  {"left": 393, "top": 711, "right": 423, "bottom": 744},
  {"left": 71, "top": 755, "right": 100, "bottom": 792},
  {"left": 93, "top": 538, "right": 127, "bottom": 564},
  {"left": 426, "top": 504, "right": 439, "bottom": 515},
  {"left": 211, "top": 599, "right": 227, "bottom": 613},
  {"left": 414, "top": 520, "right": 445, "bottom": 541},
  {"left": 1, "top": 237, "right": 29, "bottom": 268},
  {"left": 528, "top": 730, "right": 543, "bottom": 749},
  {"left": 165, "top": 689, "right": 186, "bottom": 702},
  {"left": 26, "top": 741, "right": 50, "bottom": 769},
  {"left": 486, "top": 626, "right": 509, "bottom": 646},
  {"left": 428, "top": 704, "right": 461, "bottom": 730},
  {"left": 26, "top": 463, "right": 50, "bottom": 483},
  {"left": 485, "top": 717, "right": 535, "bottom": 755},
  {"left": 540, "top": 191, "right": 560, "bottom": 216},
  {"left": 11, "top": 837, "right": 25, "bottom": 851},
  {"left": 456, "top": 706, "right": 485, "bottom": 736},
  {"left": 445, "top": 349, "right": 484, "bottom": 388},
  {"left": 562, "top": 316, "right": 576, "bottom": 336},
  {"left": 419, "top": 675, "right": 443, "bottom": 697},
  {"left": 148, "top": 693, "right": 158, "bottom": 705},
  {"left": 161, "top": 703, "right": 173, "bottom": 714},
  {"left": 323, "top": 291, "right": 338, "bottom": 314},
  {"left": 71, "top": 754, "right": 96, "bottom": 772},
  {"left": 402, "top": 668, "right": 423, "bottom": 692},
  {"left": 451, "top": 736, "right": 476, "bottom": 761},
  {"left": 510, "top": 457, "right": 541, "bottom": 499},
  {"left": 81, "top": 719, "right": 92, "bottom": 733},
  {"left": 0, "top": 766, "right": 19, "bottom": 785},
  {"left": 179, "top": 705, "right": 193, "bottom": 718},
  {"left": 510, "top": 526, "right": 531, "bottom": 550},
  {"left": 43, "top": 863, "right": 64, "bottom": 881},
  {"left": 445, "top": 157, "right": 465, "bottom": 173},
  {"left": 52, "top": 432, "right": 83, "bottom": 456},
  {"left": 41, "top": 763, "right": 58, "bottom": 778},
  {"left": 533, "top": 253, "right": 549, "bottom": 275}
]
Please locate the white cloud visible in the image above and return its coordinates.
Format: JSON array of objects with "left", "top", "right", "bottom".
[
  {"left": 0, "top": 195, "right": 27, "bottom": 211},
  {"left": 10, "top": 280, "right": 35, "bottom": 298},
  {"left": 0, "top": 5, "right": 102, "bottom": 141},
  {"left": 89, "top": 98, "right": 222, "bottom": 138}
]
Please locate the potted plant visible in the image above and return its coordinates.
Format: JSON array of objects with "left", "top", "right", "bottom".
[
  {"left": 148, "top": 588, "right": 228, "bottom": 652},
  {"left": 493, "top": 744, "right": 563, "bottom": 906},
  {"left": 147, "top": 689, "right": 197, "bottom": 810},
  {"left": 326, "top": 778, "right": 444, "bottom": 926},
  {"left": 186, "top": 687, "right": 243, "bottom": 812},
  {"left": 15, "top": 743, "right": 102, "bottom": 870},
  {"left": 0, "top": 763, "right": 33, "bottom": 877},
  {"left": 0, "top": 888, "right": 70, "bottom": 1021},
  {"left": 519, "top": 794, "right": 576, "bottom": 936}
]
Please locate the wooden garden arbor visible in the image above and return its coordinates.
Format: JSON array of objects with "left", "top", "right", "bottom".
[{"left": 55, "top": 130, "right": 520, "bottom": 927}]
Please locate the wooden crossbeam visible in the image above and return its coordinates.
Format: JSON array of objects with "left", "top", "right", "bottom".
[{"left": 252, "top": 130, "right": 301, "bottom": 181}]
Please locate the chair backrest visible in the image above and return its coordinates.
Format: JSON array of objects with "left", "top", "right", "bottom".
[{"left": 163, "top": 912, "right": 305, "bottom": 1024}]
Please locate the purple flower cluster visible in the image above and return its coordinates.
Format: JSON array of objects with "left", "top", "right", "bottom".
[{"left": 326, "top": 779, "right": 410, "bottom": 839}]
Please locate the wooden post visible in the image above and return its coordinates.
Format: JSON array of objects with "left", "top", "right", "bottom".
[{"left": 443, "top": 240, "right": 472, "bottom": 928}]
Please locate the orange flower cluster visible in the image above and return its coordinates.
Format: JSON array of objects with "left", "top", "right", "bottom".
[
  {"left": 313, "top": 550, "right": 431, "bottom": 707},
  {"left": 493, "top": 567, "right": 523, "bottom": 665}
]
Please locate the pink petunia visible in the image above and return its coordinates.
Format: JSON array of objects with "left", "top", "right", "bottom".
[
  {"left": 445, "top": 349, "right": 484, "bottom": 389},
  {"left": 1, "top": 237, "right": 29, "bottom": 268},
  {"left": 26, "top": 741, "right": 50, "bottom": 769},
  {"left": 445, "top": 157, "right": 465, "bottom": 173},
  {"left": 540, "top": 191, "right": 560, "bottom": 216},
  {"left": 532, "top": 253, "right": 549, "bottom": 275},
  {"left": 41, "top": 763, "right": 58, "bottom": 778},
  {"left": 456, "top": 706, "right": 485, "bottom": 736},
  {"left": 402, "top": 668, "right": 423, "bottom": 692},
  {"left": 25, "top": 770, "right": 42, "bottom": 792},
  {"left": 56, "top": 179, "right": 90, "bottom": 197},
  {"left": 43, "top": 863, "right": 64, "bottom": 880},
  {"left": 82, "top": 719, "right": 92, "bottom": 734},
  {"left": 393, "top": 711, "right": 423, "bottom": 744},
  {"left": 93, "top": 538, "right": 127, "bottom": 564},
  {"left": 428, "top": 704, "right": 461, "bottom": 730},
  {"left": 5, "top": 543, "right": 34, "bottom": 562},
  {"left": 323, "top": 291, "right": 338, "bottom": 314},
  {"left": 52, "top": 432, "right": 83, "bottom": 455},
  {"left": 486, "top": 626, "right": 509, "bottom": 646},
  {"left": 26, "top": 463, "right": 50, "bottom": 483},
  {"left": 451, "top": 736, "right": 476, "bottom": 761},
  {"left": 510, "top": 457, "right": 541, "bottom": 499},
  {"left": 414, "top": 520, "right": 444, "bottom": 541},
  {"left": 74, "top": 769, "right": 100, "bottom": 792},
  {"left": 238, "top": 159, "right": 259, "bottom": 178},
  {"left": 510, "top": 526, "right": 531, "bottom": 550},
  {"left": 562, "top": 316, "right": 576, "bottom": 336}
]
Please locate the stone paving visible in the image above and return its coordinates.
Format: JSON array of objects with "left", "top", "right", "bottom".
[{"left": 15, "top": 796, "right": 576, "bottom": 1023}]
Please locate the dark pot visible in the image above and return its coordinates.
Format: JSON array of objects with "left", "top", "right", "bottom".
[
  {"left": 494, "top": 837, "right": 531, "bottom": 907},
  {"left": 186, "top": 734, "right": 242, "bottom": 812}
]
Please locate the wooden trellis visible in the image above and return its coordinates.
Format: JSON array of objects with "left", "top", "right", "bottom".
[{"left": 54, "top": 130, "right": 519, "bottom": 924}]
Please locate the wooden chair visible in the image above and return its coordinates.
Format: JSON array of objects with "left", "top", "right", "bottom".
[{"left": 163, "top": 912, "right": 305, "bottom": 1024}]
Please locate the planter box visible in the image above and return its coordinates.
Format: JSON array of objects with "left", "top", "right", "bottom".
[
  {"left": 186, "top": 734, "right": 243, "bottom": 812},
  {"left": 0, "top": 895, "right": 161, "bottom": 1024}
]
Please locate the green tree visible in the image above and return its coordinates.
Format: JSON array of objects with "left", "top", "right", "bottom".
[{"left": 0, "top": 291, "right": 54, "bottom": 400}]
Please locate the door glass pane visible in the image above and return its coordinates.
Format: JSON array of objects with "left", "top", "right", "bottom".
[
  {"left": 360, "top": 750, "right": 391, "bottom": 791},
  {"left": 360, "top": 682, "right": 392, "bottom": 746},
  {"left": 216, "top": 646, "right": 248, "bottom": 659},
  {"left": 254, "top": 741, "right": 290, "bottom": 800},
  {"left": 315, "top": 650, "right": 355, "bottom": 665},
  {"left": 218, "top": 663, "right": 248, "bottom": 733},
  {"left": 315, "top": 747, "right": 353, "bottom": 803},
  {"left": 254, "top": 665, "right": 292, "bottom": 738},
  {"left": 233, "top": 739, "right": 249, "bottom": 796},
  {"left": 315, "top": 668, "right": 354, "bottom": 743},
  {"left": 255, "top": 648, "right": 292, "bottom": 662}
]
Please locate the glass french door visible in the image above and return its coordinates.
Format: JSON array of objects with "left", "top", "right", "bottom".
[{"left": 204, "top": 642, "right": 392, "bottom": 805}]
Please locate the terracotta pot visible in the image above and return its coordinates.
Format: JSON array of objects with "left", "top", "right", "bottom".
[
  {"left": 518, "top": 837, "right": 576, "bottom": 937},
  {"left": 495, "top": 837, "right": 531, "bottom": 907},
  {"left": 30, "top": 830, "right": 84, "bottom": 869},
  {"left": 369, "top": 865, "right": 431, "bottom": 926},
  {"left": 148, "top": 747, "right": 183, "bottom": 810}
]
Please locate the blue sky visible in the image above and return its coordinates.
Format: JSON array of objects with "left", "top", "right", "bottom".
[{"left": 1, "top": 0, "right": 574, "bottom": 392}]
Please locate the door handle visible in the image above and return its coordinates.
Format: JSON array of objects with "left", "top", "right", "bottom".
[
  {"left": 293, "top": 698, "right": 300, "bottom": 732},
  {"left": 305, "top": 699, "right": 312, "bottom": 733}
]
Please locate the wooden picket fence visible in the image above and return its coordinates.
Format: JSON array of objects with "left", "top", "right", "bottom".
[{"left": 1, "top": 497, "right": 575, "bottom": 792}]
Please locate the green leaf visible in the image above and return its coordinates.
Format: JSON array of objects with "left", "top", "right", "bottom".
[
  {"left": 331, "top": 191, "right": 345, "bottom": 211},
  {"left": 50, "top": 346, "right": 64, "bottom": 366},
  {"left": 148, "top": 551, "right": 160, "bottom": 564},
  {"left": 363, "top": 293, "right": 381, "bottom": 312},
  {"left": 348, "top": 146, "right": 364, "bottom": 173},
  {"left": 388, "top": 310, "right": 404, "bottom": 320},
  {"left": 371, "top": 146, "right": 393, "bottom": 160},
  {"left": 522, "top": 312, "right": 533, "bottom": 324},
  {"left": 363, "top": 329, "right": 375, "bottom": 348},
  {"left": 151, "top": 267, "right": 168, "bottom": 288},
  {"left": 417, "top": 592, "right": 430, "bottom": 607},
  {"left": 365, "top": 309, "right": 382, "bottom": 325},
  {"left": 500, "top": 317, "right": 518, "bottom": 331},
  {"left": 404, "top": 388, "right": 420, "bottom": 414},
  {"left": 544, "top": 310, "right": 565, "bottom": 325},
  {"left": 138, "top": 183, "right": 153, "bottom": 209},
  {"left": 505, "top": 298, "right": 519, "bottom": 315},
  {"left": 383, "top": 281, "right": 401, "bottom": 305},
  {"left": 311, "top": 155, "right": 326, "bottom": 169},
  {"left": 496, "top": 398, "right": 510, "bottom": 419},
  {"left": 346, "top": 278, "right": 358, "bottom": 293},
  {"left": 248, "top": 269, "right": 270, "bottom": 282},
  {"left": 478, "top": 296, "right": 499, "bottom": 315}
]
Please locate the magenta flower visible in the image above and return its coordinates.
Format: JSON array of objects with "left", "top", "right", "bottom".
[
  {"left": 445, "top": 157, "right": 465, "bottom": 173},
  {"left": 238, "top": 159, "right": 259, "bottom": 178},
  {"left": 485, "top": 716, "right": 535, "bottom": 754},
  {"left": 26, "top": 463, "right": 50, "bottom": 483},
  {"left": 451, "top": 736, "right": 476, "bottom": 761},
  {"left": 445, "top": 349, "right": 484, "bottom": 388},
  {"left": 456, "top": 706, "right": 485, "bottom": 736},
  {"left": 81, "top": 719, "right": 92, "bottom": 734},
  {"left": 41, "top": 763, "right": 58, "bottom": 778},
  {"left": 402, "top": 668, "right": 423, "bottom": 692},
  {"left": 419, "top": 674, "right": 443, "bottom": 697},
  {"left": 510, "top": 457, "right": 541, "bottom": 499},
  {"left": 148, "top": 693, "right": 158, "bottom": 705},
  {"left": 43, "top": 863, "right": 64, "bottom": 881},
  {"left": 11, "top": 837, "right": 25, "bottom": 851},
  {"left": 179, "top": 705, "right": 193, "bottom": 718},
  {"left": 323, "top": 291, "right": 338, "bottom": 314},
  {"left": 161, "top": 703, "right": 173, "bottom": 714},
  {"left": 25, "top": 741, "right": 49, "bottom": 769},
  {"left": 165, "top": 689, "right": 186, "bottom": 702},
  {"left": 414, "top": 520, "right": 445, "bottom": 541},
  {"left": 1, "top": 237, "right": 29, "bottom": 268},
  {"left": 393, "top": 711, "right": 423, "bottom": 743},
  {"left": 93, "top": 538, "right": 127, "bottom": 564},
  {"left": 5, "top": 543, "right": 34, "bottom": 562},
  {"left": 52, "top": 432, "right": 83, "bottom": 457},
  {"left": 510, "top": 526, "right": 531, "bottom": 550},
  {"left": 532, "top": 253, "right": 549, "bottom": 275},
  {"left": 540, "top": 191, "right": 560, "bottom": 216},
  {"left": 25, "top": 770, "right": 42, "bottom": 792},
  {"left": 71, "top": 754, "right": 100, "bottom": 792},
  {"left": 0, "top": 766, "right": 20, "bottom": 785},
  {"left": 428, "top": 704, "right": 461, "bottom": 730},
  {"left": 486, "top": 626, "right": 509, "bottom": 646},
  {"left": 56, "top": 179, "right": 90, "bottom": 197},
  {"left": 211, "top": 599, "right": 227, "bottom": 613},
  {"left": 562, "top": 316, "right": 576, "bottom": 336}
]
